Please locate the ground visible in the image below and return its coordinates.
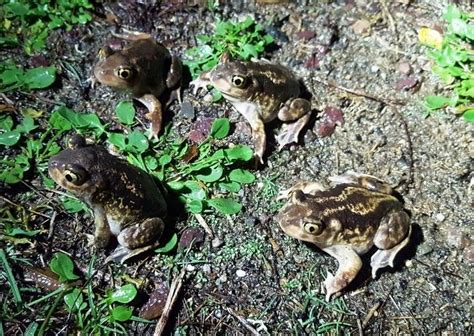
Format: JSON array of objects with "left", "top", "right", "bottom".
[{"left": 1, "top": 0, "right": 473, "bottom": 335}]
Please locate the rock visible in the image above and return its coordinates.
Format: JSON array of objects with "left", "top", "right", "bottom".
[
  {"left": 139, "top": 282, "right": 168, "bottom": 320},
  {"left": 180, "top": 100, "right": 195, "bottom": 119},
  {"left": 398, "top": 62, "right": 412, "bottom": 75},
  {"left": 352, "top": 19, "right": 371, "bottom": 35},
  {"left": 296, "top": 30, "right": 316, "bottom": 41},
  {"left": 463, "top": 245, "right": 474, "bottom": 264},
  {"left": 236, "top": 269, "right": 247, "bottom": 277},
  {"left": 395, "top": 77, "right": 419, "bottom": 91},
  {"left": 178, "top": 227, "right": 205, "bottom": 251},
  {"left": 212, "top": 237, "right": 223, "bottom": 248},
  {"left": 446, "top": 226, "right": 468, "bottom": 249}
]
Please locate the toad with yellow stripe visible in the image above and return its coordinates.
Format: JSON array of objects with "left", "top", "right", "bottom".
[{"left": 277, "top": 172, "right": 412, "bottom": 300}]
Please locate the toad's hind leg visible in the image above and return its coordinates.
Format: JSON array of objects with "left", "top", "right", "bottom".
[
  {"left": 322, "top": 245, "right": 363, "bottom": 301},
  {"left": 276, "top": 98, "right": 311, "bottom": 150},
  {"left": 106, "top": 218, "right": 164, "bottom": 264},
  {"left": 329, "top": 171, "right": 393, "bottom": 194},
  {"left": 276, "top": 181, "right": 325, "bottom": 200},
  {"left": 371, "top": 210, "right": 411, "bottom": 278},
  {"left": 111, "top": 29, "right": 152, "bottom": 41}
]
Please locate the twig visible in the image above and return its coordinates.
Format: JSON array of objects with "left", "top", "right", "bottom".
[
  {"left": 389, "top": 106, "right": 414, "bottom": 193},
  {"left": 47, "top": 211, "right": 57, "bottom": 240},
  {"left": 356, "top": 314, "right": 364, "bottom": 336},
  {"left": 0, "top": 195, "right": 51, "bottom": 219},
  {"left": 194, "top": 213, "right": 214, "bottom": 238},
  {"left": 154, "top": 268, "right": 186, "bottom": 336},
  {"left": 312, "top": 78, "right": 406, "bottom": 106},
  {"left": 362, "top": 301, "right": 381, "bottom": 329},
  {"left": 225, "top": 307, "right": 260, "bottom": 336}
]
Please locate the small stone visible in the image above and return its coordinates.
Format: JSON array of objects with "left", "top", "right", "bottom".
[
  {"left": 370, "top": 65, "right": 379, "bottom": 73},
  {"left": 180, "top": 100, "right": 195, "bottom": 119},
  {"left": 395, "top": 77, "right": 418, "bottom": 91},
  {"left": 434, "top": 213, "right": 445, "bottom": 222},
  {"left": 186, "top": 264, "right": 196, "bottom": 272},
  {"left": 296, "top": 30, "right": 316, "bottom": 41},
  {"left": 236, "top": 269, "right": 246, "bottom": 277},
  {"left": 351, "top": 19, "right": 371, "bottom": 35},
  {"left": 405, "top": 259, "right": 413, "bottom": 268},
  {"left": 244, "top": 216, "right": 258, "bottom": 226},
  {"left": 178, "top": 227, "right": 205, "bottom": 251},
  {"left": 398, "top": 62, "right": 411, "bottom": 75},
  {"left": 202, "top": 264, "right": 211, "bottom": 273},
  {"left": 463, "top": 245, "right": 474, "bottom": 264},
  {"left": 219, "top": 274, "right": 227, "bottom": 283},
  {"left": 446, "top": 226, "right": 468, "bottom": 249},
  {"left": 212, "top": 237, "right": 223, "bottom": 248}
]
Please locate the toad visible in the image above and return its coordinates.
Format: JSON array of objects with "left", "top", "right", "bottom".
[
  {"left": 191, "top": 53, "right": 312, "bottom": 163},
  {"left": 48, "top": 135, "right": 167, "bottom": 263},
  {"left": 93, "top": 31, "right": 182, "bottom": 139},
  {"left": 277, "top": 172, "right": 411, "bottom": 300}
]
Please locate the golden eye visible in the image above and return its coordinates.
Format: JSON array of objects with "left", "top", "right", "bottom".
[
  {"left": 303, "top": 221, "right": 323, "bottom": 235},
  {"left": 117, "top": 67, "right": 133, "bottom": 80},
  {"left": 231, "top": 75, "right": 246, "bottom": 87}
]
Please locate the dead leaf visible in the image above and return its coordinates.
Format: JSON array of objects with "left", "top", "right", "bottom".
[{"left": 418, "top": 27, "right": 443, "bottom": 49}]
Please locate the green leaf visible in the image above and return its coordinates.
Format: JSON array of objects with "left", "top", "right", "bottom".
[
  {"left": 224, "top": 145, "right": 253, "bottom": 161},
  {"left": 111, "top": 305, "right": 133, "bottom": 322},
  {"left": 0, "top": 131, "right": 21, "bottom": 146},
  {"left": 155, "top": 233, "right": 178, "bottom": 253},
  {"left": 49, "top": 252, "right": 79, "bottom": 282},
  {"left": 62, "top": 198, "right": 86, "bottom": 213},
  {"left": 6, "top": 227, "right": 41, "bottom": 237},
  {"left": 108, "top": 133, "right": 127, "bottom": 150},
  {"left": 115, "top": 101, "right": 136, "bottom": 125},
  {"left": 207, "top": 197, "right": 242, "bottom": 214},
  {"left": 443, "top": 4, "right": 461, "bottom": 23},
  {"left": 425, "top": 95, "right": 456, "bottom": 110},
  {"left": 24, "top": 322, "right": 39, "bottom": 336},
  {"left": 219, "top": 181, "right": 241, "bottom": 193},
  {"left": 195, "top": 165, "right": 223, "bottom": 182},
  {"left": 128, "top": 131, "right": 149, "bottom": 153},
  {"left": 64, "top": 288, "right": 85, "bottom": 312},
  {"left": 210, "top": 118, "right": 230, "bottom": 139},
  {"left": 450, "top": 18, "right": 467, "bottom": 37},
  {"left": 23, "top": 66, "right": 56, "bottom": 89},
  {"left": 229, "top": 169, "right": 255, "bottom": 184},
  {"left": 16, "top": 116, "right": 36, "bottom": 133},
  {"left": 0, "top": 116, "right": 14, "bottom": 131},
  {"left": 110, "top": 284, "right": 137, "bottom": 304},
  {"left": 187, "top": 199, "right": 203, "bottom": 213},
  {"left": 159, "top": 154, "right": 172, "bottom": 166},
  {"left": 183, "top": 181, "right": 207, "bottom": 200},
  {"left": 463, "top": 109, "right": 474, "bottom": 122}
]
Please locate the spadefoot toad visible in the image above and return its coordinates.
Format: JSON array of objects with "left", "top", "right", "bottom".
[
  {"left": 48, "top": 135, "right": 167, "bottom": 263},
  {"left": 277, "top": 172, "right": 411, "bottom": 300},
  {"left": 191, "top": 53, "right": 311, "bottom": 163},
  {"left": 93, "top": 31, "right": 182, "bottom": 139}
]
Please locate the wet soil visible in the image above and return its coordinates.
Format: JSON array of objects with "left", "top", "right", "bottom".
[{"left": 1, "top": 0, "right": 472, "bottom": 335}]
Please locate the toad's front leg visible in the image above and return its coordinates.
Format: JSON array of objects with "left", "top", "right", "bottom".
[
  {"left": 106, "top": 217, "right": 164, "bottom": 264},
  {"left": 137, "top": 94, "right": 163, "bottom": 140},
  {"left": 322, "top": 245, "right": 363, "bottom": 301},
  {"left": 93, "top": 205, "right": 111, "bottom": 249}
]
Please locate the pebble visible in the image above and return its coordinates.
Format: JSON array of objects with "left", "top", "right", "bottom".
[
  {"left": 434, "top": 213, "right": 445, "bottom": 222},
  {"left": 186, "top": 264, "right": 196, "bottom": 272},
  {"left": 212, "top": 237, "right": 223, "bottom": 248},
  {"left": 219, "top": 274, "right": 227, "bottom": 283},
  {"left": 202, "top": 264, "right": 211, "bottom": 273},
  {"left": 351, "top": 19, "right": 371, "bottom": 35},
  {"left": 446, "top": 226, "right": 468, "bottom": 249},
  {"left": 236, "top": 269, "right": 247, "bottom": 277},
  {"left": 463, "top": 245, "right": 474, "bottom": 264},
  {"left": 180, "top": 100, "right": 195, "bottom": 119},
  {"left": 398, "top": 62, "right": 412, "bottom": 75}
]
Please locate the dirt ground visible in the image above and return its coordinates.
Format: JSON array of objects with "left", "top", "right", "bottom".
[{"left": 1, "top": 0, "right": 473, "bottom": 335}]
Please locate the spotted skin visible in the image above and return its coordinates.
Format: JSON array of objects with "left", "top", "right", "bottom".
[
  {"left": 277, "top": 172, "right": 411, "bottom": 300},
  {"left": 190, "top": 53, "right": 312, "bottom": 163},
  {"left": 48, "top": 135, "right": 167, "bottom": 263}
]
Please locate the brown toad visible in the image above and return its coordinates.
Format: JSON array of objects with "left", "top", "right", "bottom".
[
  {"left": 191, "top": 53, "right": 312, "bottom": 163},
  {"left": 93, "top": 31, "right": 182, "bottom": 139},
  {"left": 48, "top": 135, "right": 167, "bottom": 263},
  {"left": 277, "top": 172, "right": 411, "bottom": 300}
]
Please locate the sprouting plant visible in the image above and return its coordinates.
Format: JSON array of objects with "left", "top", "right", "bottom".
[
  {"left": 184, "top": 16, "right": 274, "bottom": 79},
  {"left": 0, "top": 0, "right": 93, "bottom": 55},
  {"left": 0, "top": 60, "right": 56, "bottom": 93},
  {"left": 419, "top": 4, "right": 474, "bottom": 122}
]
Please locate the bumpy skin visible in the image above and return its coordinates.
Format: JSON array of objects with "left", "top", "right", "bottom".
[
  {"left": 191, "top": 53, "right": 311, "bottom": 163},
  {"left": 93, "top": 36, "right": 182, "bottom": 139},
  {"left": 277, "top": 172, "right": 411, "bottom": 301},
  {"left": 48, "top": 135, "right": 167, "bottom": 263}
]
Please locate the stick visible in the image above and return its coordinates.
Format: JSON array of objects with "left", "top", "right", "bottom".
[
  {"left": 225, "top": 307, "right": 260, "bottom": 336},
  {"left": 194, "top": 214, "right": 214, "bottom": 238},
  {"left": 154, "top": 269, "right": 186, "bottom": 336}
]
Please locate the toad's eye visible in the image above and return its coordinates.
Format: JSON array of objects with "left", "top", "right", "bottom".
[
  {"left": 64, "top": 165, "right": 88, "bottom": 186},
  {"left": 117, "top": 67, "right": 133, "bottom": 80},
  {"left": 303, "top": 221, "right": 324, "bottom": 235},
  {"left": 231, "top": 75, "right": 246, "bottom": 87}
]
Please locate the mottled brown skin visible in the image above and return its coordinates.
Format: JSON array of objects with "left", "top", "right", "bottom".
[
  {"left": 191, "top": 53, "right": 311, "bottom": 163},
  {"left": 48, "top": 135, "right": 167, "bottom": 263},
  {"left": 93, "top": 36, "right": 182, "bottom": 139},
  {"left": 277, "top": 172, "right": 411, "bottom": 301}
]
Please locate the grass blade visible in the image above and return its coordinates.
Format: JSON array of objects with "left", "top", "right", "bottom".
[{"left": 0, "top": 249, "right": 22, "bottom": 304}]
